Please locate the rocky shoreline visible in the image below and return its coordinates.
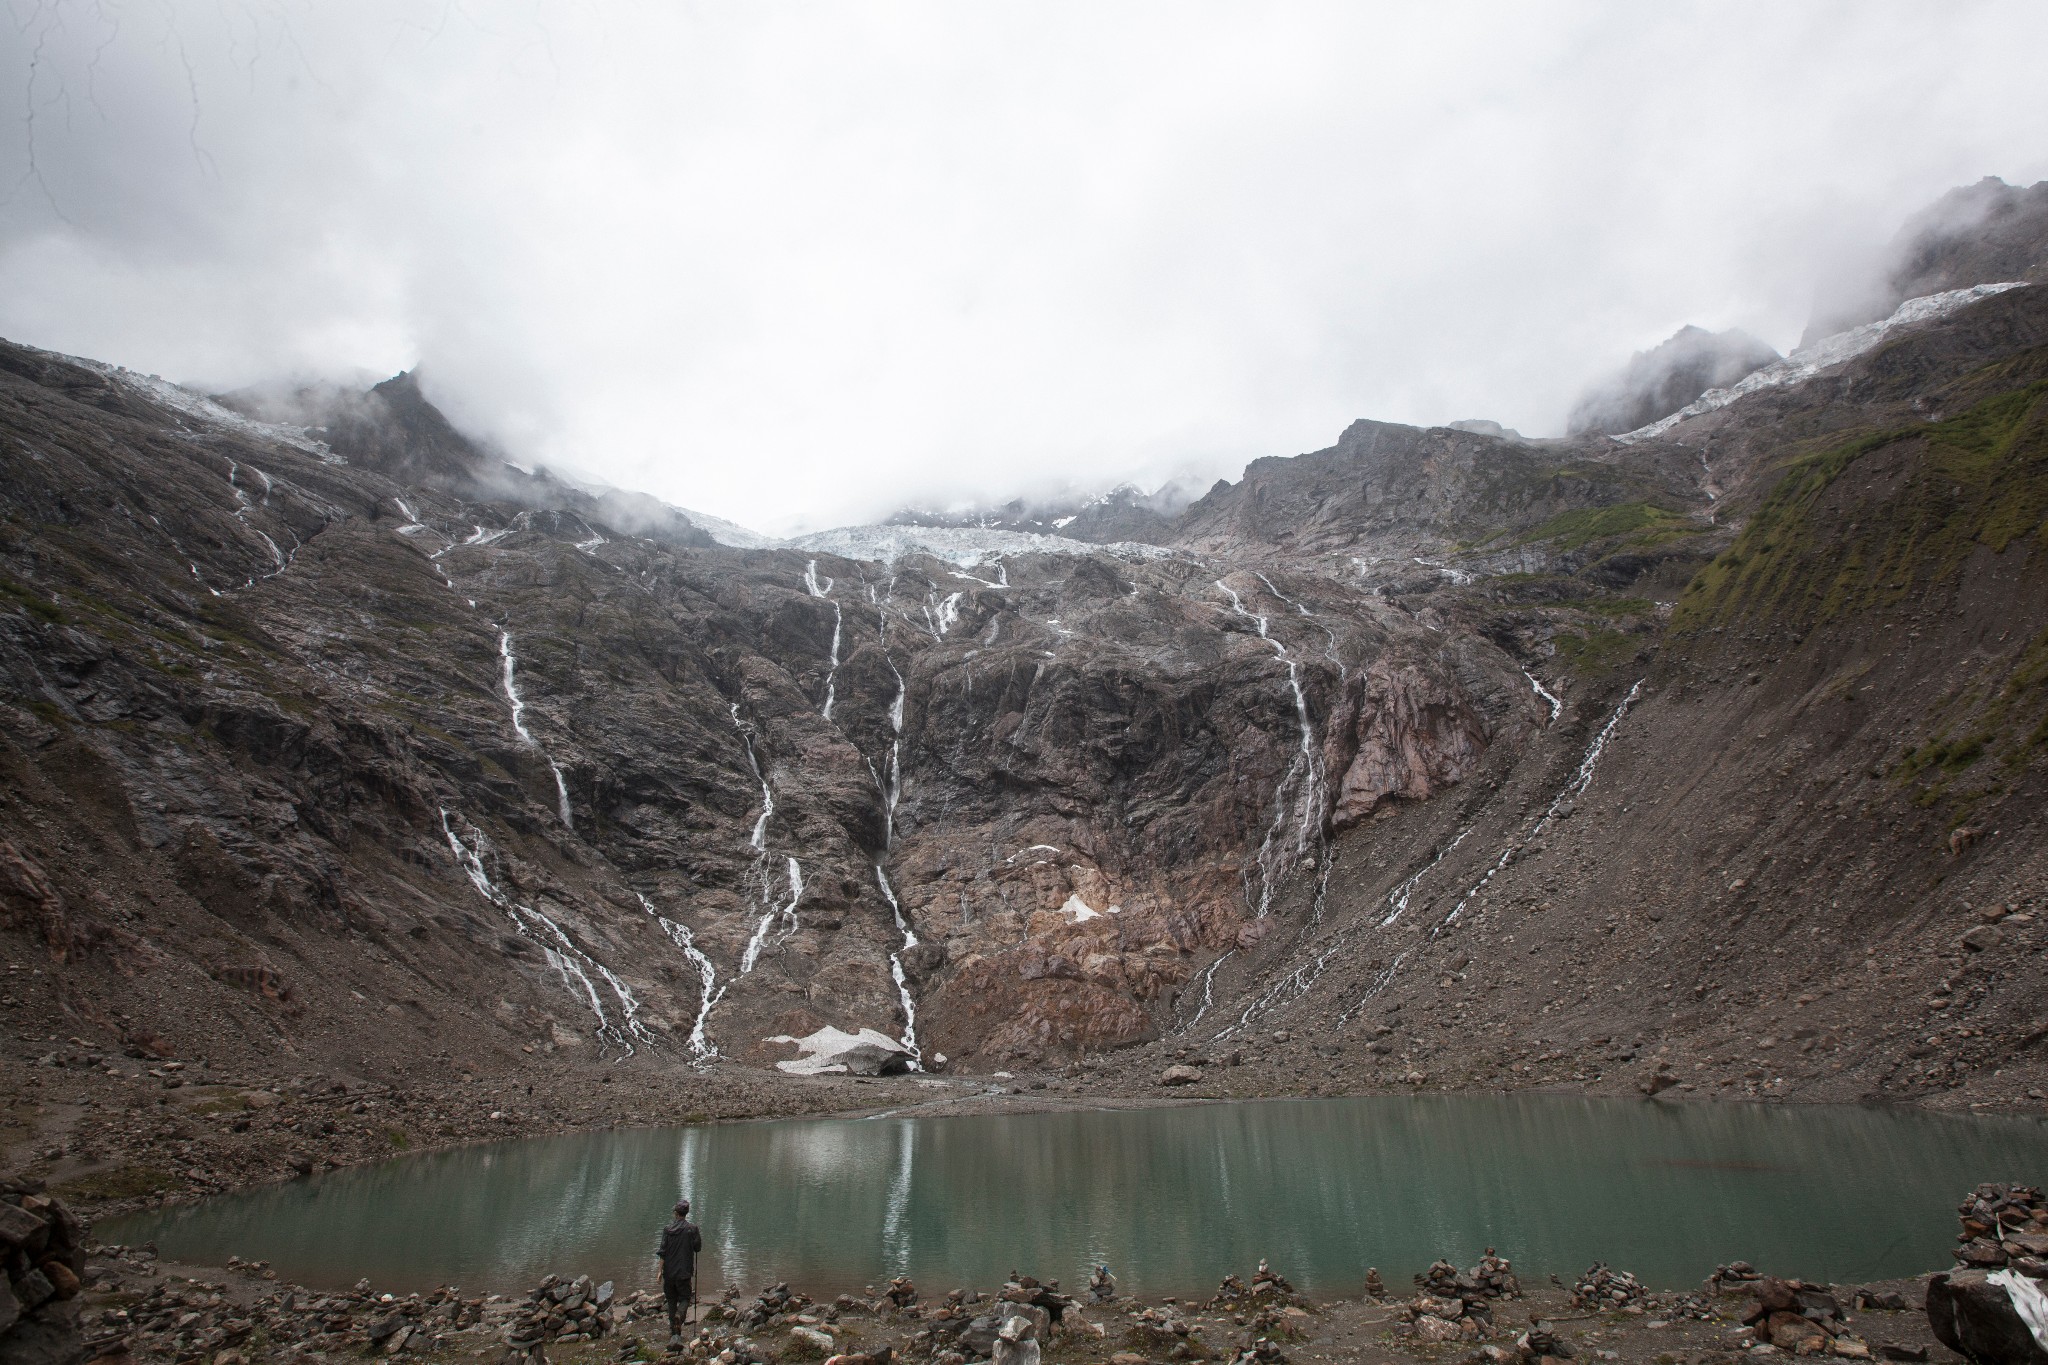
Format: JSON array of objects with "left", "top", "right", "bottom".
[{"left": 58, "top": 1241, "right": 1982, "bottom": 1365}]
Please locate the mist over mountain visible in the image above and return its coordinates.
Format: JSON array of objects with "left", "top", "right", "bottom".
[
  {"left": 1803, "top": 175, "right": 2048, "bottom": 346},
  {"left": 884, "top": 477, "right": 1213, "bottom": 546},
  {"left": 1566, "top": 326, "right": 1782, "bottom": 438}
]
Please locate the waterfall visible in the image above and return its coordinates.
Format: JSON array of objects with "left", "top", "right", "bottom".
[
  {"left": 638, "top": 893, "right": 723, "bottom": 1062},
  {"left": 805, "top": 560, "right": 842, "bottom": 720},
  {"left": 1215, "top": 576, "right": 1327, "bottom": 917},
  {"left": 877, "top": 867, "right": 922, "bottom": 1066},
  {"left": 439, "top": 810, "right": 653, "bottom": 1054}
]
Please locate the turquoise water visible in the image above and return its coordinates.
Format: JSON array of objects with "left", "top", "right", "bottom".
[{"left": 101, "top": 1094, "right": 2048, "bottom": 1298}]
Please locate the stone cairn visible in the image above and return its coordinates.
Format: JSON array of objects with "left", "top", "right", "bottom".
[
  {"left": 0, "top": 1183, "right": 87, "bottom": 1363},
  {"left": 1568, "top": 1263, "right": 1645, "bottom": 1311},
  {"left": 1928, "top": 1182, "right": 2048, "bottom": 1365},
  {"left": 1954, "top": 1182, "right": 2048, "bottom": 1274},
  {"left": 736, "top": 1283, "right": 813, "bottom": 1331},
  {"left": 906, "top": 1273, "right": 1073, "bottom": 1365},
  {"left": 1187, "top": 1262, "right": 1305, "bottom": 1365},
  {"left": 1736, "top": 1277, "right": 1866, "bottom": 1358},
  {"left": 1403, "top": 1250, "right": 1522, "bottom": 1344},
  {"left": 504, "top": 1273, "right": 615, "bottom": 1360}
]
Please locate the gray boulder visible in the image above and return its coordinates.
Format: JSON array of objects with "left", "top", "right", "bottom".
[{"left": 1927, "top": 1270, "right": 2048, "bottom": 1365}]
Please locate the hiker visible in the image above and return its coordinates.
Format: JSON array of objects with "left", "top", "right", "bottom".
[{"left": 657, "top": 1199, "right": 703, "bottom": 1340}]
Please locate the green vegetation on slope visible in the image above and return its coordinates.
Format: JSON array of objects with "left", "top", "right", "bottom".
[
  {"left": 1517, "top": 501, "right": 1698, "bottom": 551},
  {"left": 1676, "top": 377, "right": 2048, "bottom": 630},
  {"left": 1672, "top": 362, "right": 2048, "bottom": 804}
]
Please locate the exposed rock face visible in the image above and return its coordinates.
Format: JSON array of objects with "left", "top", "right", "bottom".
[
  {"left": 3, "top": 185, "right": 2048, "bottom": 1118},
  {"left": 0, "top": 338, "right": 1544, "bottom": 1079},
  {"left": 1566, "top": 325, "right": 1781, "bottom": 437}
]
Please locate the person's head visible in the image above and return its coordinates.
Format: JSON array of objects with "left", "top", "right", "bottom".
[{"left": 674, "top": 1200, "right": 690, "bottom": 1218}]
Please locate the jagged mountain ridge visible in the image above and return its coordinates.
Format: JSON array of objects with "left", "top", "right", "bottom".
[{"left": 1, "top": 238, "right": 2045, "bottom": 1117}]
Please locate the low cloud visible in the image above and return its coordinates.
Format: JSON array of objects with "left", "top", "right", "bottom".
[{"left": 3, "top": 2, "right": 2045, "bottom": 531}]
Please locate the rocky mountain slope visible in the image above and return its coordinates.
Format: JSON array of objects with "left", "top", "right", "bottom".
[{"left": 3, "top": 193, "right": 2047, "bottom": 1205}]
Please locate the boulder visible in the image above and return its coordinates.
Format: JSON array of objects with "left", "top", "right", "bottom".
[
  {"left": 1926, "top": 1270, "right": 2048, "bottom": 1365},
  {"left": 1962, "top": 925, "right": 2004, "bottom": 952},
  {"left": 991, "top": 1315, "right": 1041, "bottom": 1365},
  {"left": 1767, "top": 1310, "right": 1830, "bottom": 1352},
  {"left": 0, "top": 1203, "right": 47, "bottom": 1251},
  {"left": 1414, "top": 1314, "right": 1476, "bottom": 1343},
  {"left": 1158, "top": 1065, "right": 1203, "bottom": 1086}
]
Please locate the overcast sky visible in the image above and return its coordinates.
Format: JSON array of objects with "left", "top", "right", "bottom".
[{"left": 4, "top": 2, "right": 2046, "bottom": 533}]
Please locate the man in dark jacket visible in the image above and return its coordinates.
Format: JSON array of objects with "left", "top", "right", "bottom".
[{"left": 657, "top": 1200, "right": 703, "bottom": 1339}]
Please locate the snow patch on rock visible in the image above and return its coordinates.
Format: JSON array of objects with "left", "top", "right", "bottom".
[
  {"left": 1059, "top": 893, "right": 1119, "bottom": 922},
  {"left": 767, "top": 1025, "right": 915, "bottom": 1075}
]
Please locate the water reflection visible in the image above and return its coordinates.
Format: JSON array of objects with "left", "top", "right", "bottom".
[{"left": 104, "top": 1094, "right": 2048, "bottom": 1298}]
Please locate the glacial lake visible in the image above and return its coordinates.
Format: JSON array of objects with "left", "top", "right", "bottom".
[{"left": 102, "top": 1094, "right": 2048, "bottom": 1298}]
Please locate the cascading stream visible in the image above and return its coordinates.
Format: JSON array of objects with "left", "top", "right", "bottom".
[
  {"left": 638, "top": 894, "right": 723, "bottom": 1061},
  {"left": 497, "top": 631, "right": 534, "bottom": 742},
  {"left": 1182, "top": 950, "right": 1234, "bottom": 1029},
  {"left": 862, "top": 654, "right": 922, "bottom": 1065},
  {"left": 729, "top": 704, "right": 802, "bottom": 976},
  {"left": 1525, "top": 671, "right": 1563, "bottom": 723},
  {"left": 923, "top": 591, "right": 962, "bottom": 638},
  {"left": 876, "top": 867, "right": 922, "bottom": 1066},
  {"left": 439, "top": 810, "right": 654, "bottom": 1054},
  {"left": 805, "top": 560, "right": 843, "bottom": 720},
  {"left": 1339, "top": 679, "right": 1647, "bottom": 1020},
  {"left": 218, "top": 458, "right": 292, "bottom": 587},
  {"left": 497, "top": 629, "right": 574, "bottom": 828},
  {"left": 1215, "top": 577, "right": 1327, "bottom": 917}
]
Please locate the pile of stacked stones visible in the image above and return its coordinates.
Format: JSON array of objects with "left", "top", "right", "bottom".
[
  {"left": 1230, "top": 1338, "right": 1286, "bottom": 1365},
  {"left": 504, "top": 1273, "right": 616, "bottom": 1358},
  {"left": 1953, "top": 1183, "right": 2048, "bottom": 1274},
  {"left": 730, "top": 1283, "right": 811, "bottom": 1332},
  {"left": 1208, "top": 1262, "right": 1305, "bottom": 1312},
  {"left": 1708, "top": 1261, "right": 1765, "bottom": 1294},
  {"left": 1507, "top": 1324, "right": 1578, "bottom": 1365},
  {"left": 885, "top": 1277, "right": 918, "bottom": 1310},
  {"left": 1, "top": 1183, "right": 86, "bottom": 1359},
  {"left": 1119, "top": 1301, "right": 1209, "bottom": 1360},
  {"left": 677, "top": 1325, "right": 770, "bottom": 1365},
  {"left": 1927, "top": 1181, "right": 2048, "bottom": 1365},
  {"left": 924, "top": 1276, "right": 1074, "bottom": 1362},
  {"left": 1403, "top": 1250, "right": 1523, "bottom": 1344},
  {"left": 1569, "top": 1264, "right": 1647, "bottom": 1312},
  {"left": 613, "top": 1287, "right": 673, "bottom": 1328},
  {"left": 1736, "top": 1278, "right": 1868, "bottom": 1358},
  {"left": 998, "top": 1274, "right": 1074, "bottom": 1326}
]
